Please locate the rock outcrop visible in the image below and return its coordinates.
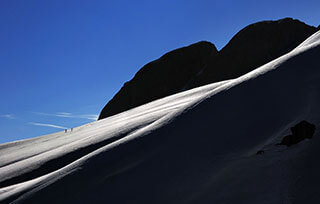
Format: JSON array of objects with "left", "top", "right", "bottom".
[
  {"left": 189, "top": 18, "right": 318, "bottom": 88},
  {"left": 99, "top": 18, "right": 317, "bottom": 120},
  {"left": 280, "top": 120, "right": 316, "bottom": 147},
  {"left": 98, "top": 41, "right": 218, "bottom": 119}
]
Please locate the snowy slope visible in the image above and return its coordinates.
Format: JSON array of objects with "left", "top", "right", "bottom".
[{"left": 1, "top": 31, "right": 320, "bottom": 204}]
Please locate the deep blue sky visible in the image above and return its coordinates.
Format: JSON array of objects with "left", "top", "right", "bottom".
[{"left": 1, "top": 0, "right": 319, "bottom": 143}]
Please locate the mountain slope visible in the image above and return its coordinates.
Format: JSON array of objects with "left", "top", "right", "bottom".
[
  {"left": 1, "top": 30, "right": 320, "bottom": 203},
  {"left": 98, "top": 41, "right": 218, "bottom": 119},
  {"left": 99, "top": 18, "right": 317, "bottom": 119}
]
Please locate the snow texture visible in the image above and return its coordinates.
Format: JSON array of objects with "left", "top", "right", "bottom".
[{"left": 1, "top": 31, "right": 320, "bottom": 203}]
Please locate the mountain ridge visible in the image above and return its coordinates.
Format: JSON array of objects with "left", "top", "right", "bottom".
[
  {"left": 99, "top": 18, "right": 318, "bottom": 120},
  {"left": 98, "top": 41, "right": 218, "bottom": 119}
]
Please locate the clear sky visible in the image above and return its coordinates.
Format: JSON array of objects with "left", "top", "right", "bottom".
[{"left": 0, "top": 0, "right": 319, "bottom": 144}]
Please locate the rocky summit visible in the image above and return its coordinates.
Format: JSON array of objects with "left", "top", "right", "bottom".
[
  {"left": 189, "top": 18, "right": 318, "bottom": 88},
  {"left": 99, "top": 18, "right": 317, "bottom": 120},
  {"left": 98, "top": 41, "right": 217, "bottom": 119}
]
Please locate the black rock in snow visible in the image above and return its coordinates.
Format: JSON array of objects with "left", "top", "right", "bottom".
[{"left": 280, "top": 120, "right": 316, "bottom": 147}]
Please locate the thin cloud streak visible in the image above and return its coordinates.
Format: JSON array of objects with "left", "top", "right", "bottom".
[
  {"left": 0, "top": 114, "right": 14, "bottom": 119},
  {"left": 32, "top": 112, "right": 98, "bottom": 120},
  {"left": 56, "top": 112, "right": 72, "bottom": 115},
  {"left": 29, "top": 122, "right": 68, "bottom": 130}
]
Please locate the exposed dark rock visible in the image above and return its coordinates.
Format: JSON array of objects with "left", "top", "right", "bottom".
[
  {"left": 279, "top": 120, "right": 316, "bottom": 147},
  {"left": 98, "top": 41, "right": 218, "bottom": 119},
  {"left": 188, "top": 18, "right": 318, "bottom": 88},
  {"left": 99, "top": 18, "right": 317, "bottom": 120}
]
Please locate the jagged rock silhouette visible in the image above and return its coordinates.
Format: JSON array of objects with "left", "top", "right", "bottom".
[
  {"left": 190, "top": 18, "right": 318, "bottom": 88},
  {"left": 99, "top": 41, "right": 217, "bottom": 119},
  {"left": 99, "top": 18, "right": 317, "bottom": 120}
]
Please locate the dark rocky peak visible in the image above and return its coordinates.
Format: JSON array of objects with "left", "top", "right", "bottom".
[
  {"left": 98, "top": 18, "right": 317, "bottom": 120},
  {"left": 189, "top": 18, "right": 317, "bottom": 88},
  {"left": 221, "top": 18, "right": 315, "bottom": 55},
  {"left": 98, "top": 41, "right": 217, "bottom": 119},
  {"left": 133, "top": 41, "right": 217, "bottom": 81}
]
